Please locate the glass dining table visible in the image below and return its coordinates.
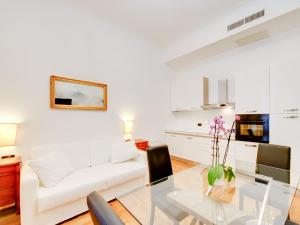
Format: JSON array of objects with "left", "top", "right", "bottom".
[{"left": 118, "top": 164, "right": 300, "bottom": 225}]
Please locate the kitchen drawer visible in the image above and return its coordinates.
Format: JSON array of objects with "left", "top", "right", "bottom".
[
  {"left": 0, "top": 188, "right": 16, "bottom": 206},
  {"left": 235, "top": 141, "right": 258, "bottom": 163}
]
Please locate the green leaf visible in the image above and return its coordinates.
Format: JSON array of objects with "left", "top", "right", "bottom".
[
  {"left": 214, "top": 165, "right": 224, "bottom": 179},
  {"left": 225, "top": 167, "right": 236, "bottom": 182},
  {"left": 208, "top": 168, "right": 217, "bottom": 186},
  {"left": 224, "top": 168, "right": 228, "bottom": 180}
]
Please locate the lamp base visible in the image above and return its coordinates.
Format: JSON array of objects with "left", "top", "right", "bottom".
[{"left": 1, "top": 154, "right": 15, "bottom": 159}]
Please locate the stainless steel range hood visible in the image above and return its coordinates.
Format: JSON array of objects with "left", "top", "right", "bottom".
[{"left": 201, "top": 79, "right": 235, "bottom": 110}]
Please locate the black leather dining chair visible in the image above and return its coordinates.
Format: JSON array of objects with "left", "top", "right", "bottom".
[
  {"left": 147, "top": 145, "right": 173, "bottom": 185},
  {"left": 87, "top": 192, "right": 125, "bottom": 225},
  {"left": 256, "top": 143, "right": 291, "bottom": 184},
  {"left": 239, "top": 143, "right": 292, "bottom": 220},
  {"left": 146, "top": 145, "right": 197, "bottom": 225}
]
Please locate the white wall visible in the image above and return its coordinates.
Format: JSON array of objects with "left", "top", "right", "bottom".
[
  {"left": 166, "top": 22, "right": 300, "bottom": 132},
  {"left": 163, "top": 0, "right": 300, "bottom": 62},
  {"left": 0, "top": 0, "right": 172, "bottom": 158}
]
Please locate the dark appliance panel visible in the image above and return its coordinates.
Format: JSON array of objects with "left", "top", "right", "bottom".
[{"left": 235, "top": 114, "right": 269, "bottom": 143}]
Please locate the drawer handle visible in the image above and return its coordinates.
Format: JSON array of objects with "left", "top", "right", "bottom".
[
  {"left": 245, "top": 144, "right": 257, "bottom": 148},
  {"left": 171, "top": 135, "right": 176, "bottom": 137},
  {"left": 283, "top": 108, "right": 299, "bottom": 112},
  {"left": 246, "top": 110, "right": 257, "bottom": 113},
  {"left": 186, "top": 137, "right": 193, "bottom": 140},
  {"left": 283, "top": 115, "right": 299, "bottom": 119}
]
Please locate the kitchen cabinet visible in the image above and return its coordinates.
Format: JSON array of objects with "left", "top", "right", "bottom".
[
  {"left": 270, "top": 62, "right": 300, "bottom": 114},
  {"left": 235, "top": 141, "right": 258, "bottom": 173},
  {"left": 171, "top": 78, "right": 186, "bottom": 111},
  {"left": 165, "top": 132, "right": 235, "bottom": 167},
  {"left": 235, "top": 66, "right": 270, "bottom": 114},
  {"left": 171, "top": 76, "right": 207, "bottom": 111},
  {"left": 270, "top": 114, "right": 300, "bottom": 187},
  {"left": 270, "top": 114, "right": 300, "bottom": 174},
  {"left": 165, "top": 133, "right": 184, "bottom": 158}
]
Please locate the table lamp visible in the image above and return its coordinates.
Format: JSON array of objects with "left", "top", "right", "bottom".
[
  {"left": 0, "top": 123, "right": 18, "bottom": 159},
  {"left": 123, "top": 120, "right": 133, "bottom": 141}
]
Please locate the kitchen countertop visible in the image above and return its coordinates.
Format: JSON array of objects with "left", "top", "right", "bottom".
[{"left": 165, "top": 129, "right": 235, "bottom": 140}]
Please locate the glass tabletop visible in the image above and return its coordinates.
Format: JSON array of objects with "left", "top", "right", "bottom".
[{"left": 118, "top": 165, "right": 300, "bottom": 225}]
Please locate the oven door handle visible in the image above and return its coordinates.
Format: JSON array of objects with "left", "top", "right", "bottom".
[
  {"left": 246, "top": 110, "right": 258, "bottom": 113},
  {"left": 283, "top": 115, "right": 299, "bottom": 119},
  {"left": 245, "top": 144, "right": 258, "bottom": 148},
  {"left": 283, "top": 108, "right": 299, "bottom": 112}
]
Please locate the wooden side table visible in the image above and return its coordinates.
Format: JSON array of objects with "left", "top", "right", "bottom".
[
  {"left": 0, "top": 156, "right": 21, "bottom": 214},
  {"left": 134, "top": 139, "right": 149, "bottom": 151}
]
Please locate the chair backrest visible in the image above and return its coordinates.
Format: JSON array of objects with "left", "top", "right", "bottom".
[
  {"left": 147, "top": 145, "right": 173, "bottom": 185},
  {"left": 256, "top": 143, "right": 291, "bottom": 183},
  {"left": 87, "top": 192, "right": 125, "bottom": 225}
]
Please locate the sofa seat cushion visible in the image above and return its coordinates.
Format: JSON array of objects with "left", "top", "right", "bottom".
[
  {"left": 37, "top": 166, "right": 108, "bottom": 212},
  {"left": 37, "top": 161, "right": 146, "bottom": 212},
  {"left": 98, "top": 161, "right": 146, "bottom": 187}
]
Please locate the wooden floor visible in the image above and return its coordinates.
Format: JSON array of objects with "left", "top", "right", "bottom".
[{"left": 1, "top": 157, "right": 299, "bottom": 225}]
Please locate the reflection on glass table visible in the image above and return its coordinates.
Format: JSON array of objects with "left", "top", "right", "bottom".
[{"left": 118, "top": 165, "right": 299, "bottom": 225}]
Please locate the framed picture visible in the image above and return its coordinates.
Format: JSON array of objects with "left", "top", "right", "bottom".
[{"left": 50, "top": 75, "right": 107, "bottom": 111}]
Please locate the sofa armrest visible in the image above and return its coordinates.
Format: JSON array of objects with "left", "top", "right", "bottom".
[
  {"left": 132, "top": 150, "right": 149, "bottom": 184},
  {"left": 20, "top": 162, "right": 39, "bottom": 225},
  {"left": 133, "top": 150, "right": 147, "bottom": 164}
]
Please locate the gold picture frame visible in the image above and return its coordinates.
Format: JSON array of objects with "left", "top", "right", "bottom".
[{"left": 50, "top": 75, "right": 107, "bottom": 111}]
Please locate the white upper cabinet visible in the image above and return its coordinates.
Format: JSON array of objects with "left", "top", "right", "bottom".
[
  {"left": 235, "top": 66, "right": 270, "bottom": 114},
  {"left": 171, "top": 78, "right": 186, "bottom": 111},
  {"left": 171, "top": 76, "right": 206, "bottom": 111},
  {"left": 270, "top": 62, "right": 300, "bottom": 114}
]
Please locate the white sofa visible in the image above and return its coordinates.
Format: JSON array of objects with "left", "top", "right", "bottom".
[{"left": 20, "top": 139, "right": 147, "bottom": 225}]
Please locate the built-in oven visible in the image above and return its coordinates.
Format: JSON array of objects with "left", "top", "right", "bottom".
[{"left": 235, "top": 114, "right": 269, "bottom": 143}]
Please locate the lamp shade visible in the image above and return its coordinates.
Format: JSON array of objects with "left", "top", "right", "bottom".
[
  {"left": 0, "top": 123, "right": 18, "bottom": 147},
  {"left": 124, "top": 120, "right": 133, "bottom": 135}
]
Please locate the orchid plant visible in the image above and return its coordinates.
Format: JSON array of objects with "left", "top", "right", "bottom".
[{"left": 207, "top": 115, "right": 240, "bottom": 186}]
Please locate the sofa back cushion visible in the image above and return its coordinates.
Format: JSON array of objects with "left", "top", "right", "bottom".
[
  {"left": 110, "top": 140, "right": 139, "bottom": 163},
  {"left": 88, "top": 140, "right": 112, "bottom": 166},
  {"left": 29, "top": 151, "right": 74, "bottom": 187},
  {"left": 31, "top": 142, "right": 91, "bottom": 169}
]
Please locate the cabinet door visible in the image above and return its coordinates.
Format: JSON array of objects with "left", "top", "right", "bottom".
[
  {"left": 171, "top": 79, "right": 186, "bottom": 111},
  {"left": 185, "top": 77, "right": 205, "bottom": 110},
  {"left": 165, "top": 133, "right": 181, "bottom": 157},
  {"left": 235, "top": 66, "right": 270, "bottom": 114},
  {"left": 270, "top": 63, "right": 300, "bottom": 114},
  {"left": 171, "top": 76, "right": 205, "bottom": 111},
  {"left": 235, "top": 141, "right": 258, "bottom": 172},
  {"left": 270, "top": 114, "right": 300, "bottom": 173}
]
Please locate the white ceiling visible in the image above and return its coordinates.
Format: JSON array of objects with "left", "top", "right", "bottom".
[{"left": 68, "top": 0, "right": 251, "bottom": 47}]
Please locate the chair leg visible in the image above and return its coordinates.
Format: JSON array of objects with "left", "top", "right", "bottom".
[
  {"left": 170, "top": 217, "right": 180, "bottom": 225},
  {"left": 256, "top": 201, "right": 260, "bottom": 212},
  {"left": 190, "top": 218, "right": 198, "bottom": 225},
  {"left": 149, "top": 202, "right": 155, "bottom": 225},
  {"left": 239, "top": 194, "right": 244, "bottom": 210}
]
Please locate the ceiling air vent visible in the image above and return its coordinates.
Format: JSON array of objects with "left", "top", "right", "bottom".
[
  {"left": 245, "top": 10, "right": 265, "bottom": 23},
  {"left": 227, "top": 19, "right": 244, "bottom": 31},
  {"left": 227, "top": 9, "right": 265, "bottom": 31}
]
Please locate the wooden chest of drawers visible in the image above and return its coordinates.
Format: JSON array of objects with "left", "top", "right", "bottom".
[
  {"left": 0, "top": 157, "right": 21, "bottom": 214},
  {"left": 134, "top": 139, "right": 149, "bottom": 151}
]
